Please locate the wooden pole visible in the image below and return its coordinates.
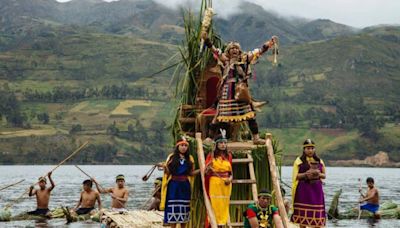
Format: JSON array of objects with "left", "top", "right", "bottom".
[
  {"left": 142, "top": 165, "right": 157, "bottom": 181},
  {"left": 265, "top": 133, "right": 291, "bottom": 228},
  {"left": 357, "top": 178, "right": 362, "bottom": 220},
  {"left": 49, "top": 141, "right": 89, "bottom": 173},
  {"left": 4, "top": 142, "right": 89, "bottom": 209},
  {"left": 0, "top": 179, "right": 25, "bottom": 192},
  {"left": 140, "top": 184, "right": 162, "bottom": 210},
  {"left": 195, "top": 132, "right": 217, "bottom": 228}
]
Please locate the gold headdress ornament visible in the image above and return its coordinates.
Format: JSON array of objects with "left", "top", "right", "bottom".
[
  {"left": 225, "top": 41, "right": 242, "bottom": 55},
  {"left": 303, "top": 138, "right": 315, "bottom": 148}
]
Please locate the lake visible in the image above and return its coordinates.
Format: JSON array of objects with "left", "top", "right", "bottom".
[{"left": 0, "top": 166, "right": 399, "bottom": 227}]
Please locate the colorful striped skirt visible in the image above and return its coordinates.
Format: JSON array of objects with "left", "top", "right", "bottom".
[{"left": 217, "top": 82, "right": 255, "bottom": 122}]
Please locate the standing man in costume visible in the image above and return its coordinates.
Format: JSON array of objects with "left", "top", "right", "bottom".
[
  {"left": 291, "top": 139, "right": 326, "bottom": 228},
  {"left": 160, "top": 137, "right": 200, "bottom": 228},
  {"left": 205, "top": 131, "right": 233, "bottom": 227},
  {"left": 28, "top": 172, "right": 55, "bottom": 217},
  {"left": 359, "top": 177, "right": 380, "bottom": 218},
  {"left": 93, "top": 174, "right": 129, "bottom": 212},
  {"left": 243, "top": 189, "right": 284, "bottom": 228},
  {"left": 202, "top": 32, "right": 277, "bottom": 145}
]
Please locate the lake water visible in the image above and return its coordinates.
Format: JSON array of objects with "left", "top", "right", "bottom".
[{"left": 0, "top": 166, "right": 399, "bottom": 227}]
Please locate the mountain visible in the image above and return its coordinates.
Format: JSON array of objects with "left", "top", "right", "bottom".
[
  {"left": 0, "top": 0, "right": 399, "bottom": 164},
  {"left": 299, "top": 19, "right": 357, "bottom": 41}
]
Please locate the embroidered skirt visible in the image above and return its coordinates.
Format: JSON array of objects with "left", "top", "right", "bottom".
[
  {"left": 164, "top": 179, "right": 191, "bottom": 224},
  {"left": 217, "top": 82, "right": 255, "bottom": 122},
  {"left": 291, "top": 180, "right": 326, "bottom": 227}
]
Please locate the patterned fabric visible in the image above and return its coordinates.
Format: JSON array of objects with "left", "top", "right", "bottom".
[
  {"left": 216, "top": 63, "right": 255, "bottom": 122},
  {"left": 243, "top": 203, "right": 279, "bottom": 228},
  {"left": 163, "top": 158, "right": 191, "bottom": 224},
  {"left": 291, "top": 158, "right": 326, "bottom": 227}
]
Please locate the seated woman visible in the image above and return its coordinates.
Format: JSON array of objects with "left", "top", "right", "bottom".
[
  {"left": 202, "top": 32, "right": 277, "bottom": 145},
  {"left": 291, "top": 139, "right": 326, "bottom": 228}
]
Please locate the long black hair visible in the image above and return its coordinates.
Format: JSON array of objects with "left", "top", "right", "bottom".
[{"left": 167, "top": 140, "right": 193, "bottom": 175}]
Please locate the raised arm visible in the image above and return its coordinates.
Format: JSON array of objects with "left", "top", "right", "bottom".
[
  {"left": 92, "top": 178, "right": 111, "bottom": 194},
  {"left": 247, "top": 36, "right": 277, "bottom": 63},
  {"left": 29, "top": 185, "right": 36, "bottom": 197},
  {"left": 47, "top": 171, "right": 55, "bottom": 191}
]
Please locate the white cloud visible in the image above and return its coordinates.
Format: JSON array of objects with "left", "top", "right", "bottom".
[
  {"left": 153, "top": 0, "right": 400, "bottom": 28},
  {"left": 56, "top": 0, "right": 400, "bottom": 28}
]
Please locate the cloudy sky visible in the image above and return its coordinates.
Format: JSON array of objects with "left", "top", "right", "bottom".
[{"left": 56, "top": 0, "right": 400, "bottom": 28}]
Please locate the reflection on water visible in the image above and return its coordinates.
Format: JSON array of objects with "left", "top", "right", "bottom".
[{"left": 0, "top": 166, "right": 399, "bottom": 227}]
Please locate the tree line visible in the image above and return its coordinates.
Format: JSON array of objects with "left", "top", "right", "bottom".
[{"left": 22, "top": 84, "right": 169, "bottom": 102}]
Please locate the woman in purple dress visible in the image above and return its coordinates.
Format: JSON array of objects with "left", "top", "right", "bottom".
[{"left": 291, "top": 139, "right": 326, "bottom": 227}]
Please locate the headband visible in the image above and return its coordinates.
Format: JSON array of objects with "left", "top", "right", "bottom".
[
  {"left": 176, "top": 141, "right": 189, "bottom": 147},
  {"left": 258, "top": 192, "right": 272, "bottom": 198}
]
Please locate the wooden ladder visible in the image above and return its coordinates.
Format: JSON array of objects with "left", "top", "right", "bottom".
[
  {"left": 179, "top": 104, "right": 197, "bottom": 136},
  {"left": 228, "top": 150, "right": 258, "bottom": 227}
]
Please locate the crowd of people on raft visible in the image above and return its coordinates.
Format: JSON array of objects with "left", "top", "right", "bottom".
[
  {"left": 25, "top": 135, "right": 380, "bottom": 227},
  {"left": 22, "top": 35, "right": 381, "bottom": 228}
]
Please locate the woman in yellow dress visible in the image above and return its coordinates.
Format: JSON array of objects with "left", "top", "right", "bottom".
[{"left": 205, "top": 132, "right": 233, "bottom": 227}]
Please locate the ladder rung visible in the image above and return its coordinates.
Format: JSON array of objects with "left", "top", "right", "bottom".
[
  {"left": 232, "top": 179, "right": 256, "bottom": 184},
  {"left": 179, "top": 117, "right": 196, "bottom": 123},
  {"left": 228, "top": 222, "right": 244, "bottom": 227},
  {"left": 230, "top": 200, "right": 255, "bottom": 205},
  {"left": 232, "top": 158, "right": 253, "bottom": 164},
  {"left": 181, "top": 104, "right": 196, "bottom": 110}
]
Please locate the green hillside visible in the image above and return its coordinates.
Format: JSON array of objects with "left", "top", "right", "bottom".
[{"left": 0, "top": 0, "right": 399, "bottom": 165}]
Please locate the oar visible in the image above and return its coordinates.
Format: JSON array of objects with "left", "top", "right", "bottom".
[
  {"left": 142, "top": 165, "right": 157, "bottom": 182},
  {"left": 74, "top": 165, "right": 125, "bottom": 208},
  {"left": 4, "top": 141, "right": 89, "bottom": 209},
  {"left": 357, "top": 178, "right": 363, "bottom": 219},
  {"left": 0, "top": 179, "right": 25, "bottom": 192}
]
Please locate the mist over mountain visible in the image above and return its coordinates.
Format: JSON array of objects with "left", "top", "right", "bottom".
[{"left": 1, "top": 0, "right": 399, "bottom": 164}]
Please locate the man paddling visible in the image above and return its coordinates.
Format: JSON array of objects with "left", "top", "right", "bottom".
[
  {"left": 28, "top": 172, "right": 55, "bottom": 217},
  {"left": 147, "top": 177, "right": 162, "bottom": 211},
  {"left": 63, "top": 179, "right": 102, "bottom": 223},
  {"left": 72, "top": 179, "right": 102, "bottom": 215},
  {"left": 93, "top": 174, "right": 129, "bottom": 212},
  {"left": 359, "top": 177, "right": 380, "bottom": 218}
]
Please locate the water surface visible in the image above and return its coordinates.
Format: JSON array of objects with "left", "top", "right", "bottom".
[{"left": 0, "top": 166, "right": 399, "bottom": 227}]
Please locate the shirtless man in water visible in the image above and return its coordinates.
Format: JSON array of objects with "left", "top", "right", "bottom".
[
  {"left": 93, "top": 174, "right": 129, "bottom": 212},
  {"left": 359, "top": 177, "right": 380, "bottom": 218},
  {"left": 28, "top": 171, "right": 55, "bottom": 217},
  {"left": 72, "top": 179, "right": 102, "bottom": 216}
]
